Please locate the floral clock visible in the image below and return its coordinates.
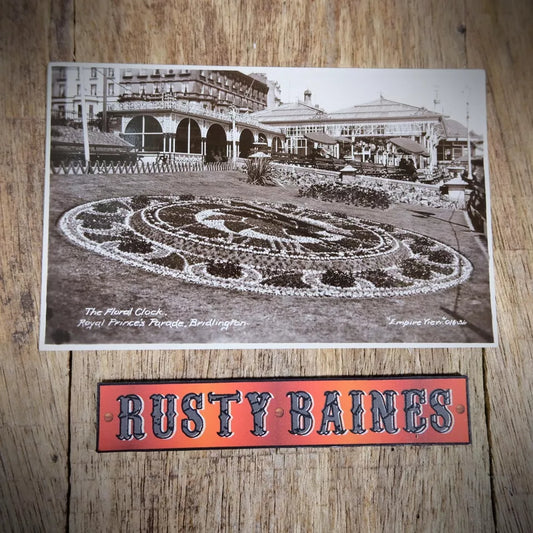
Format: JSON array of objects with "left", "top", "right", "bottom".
[{"left": 59, "top": 195, "right": 472, "bottom": 298}]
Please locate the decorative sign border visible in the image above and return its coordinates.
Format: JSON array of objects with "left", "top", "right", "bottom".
[{"left": 97, "top": 376, "right": 470, "bottom": 451}]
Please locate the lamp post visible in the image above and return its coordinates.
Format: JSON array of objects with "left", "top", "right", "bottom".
[
  {"left": 466, "top": 100, "right": 473, "bottom": 181},
  {"left": 79, "top": 67, "right": 91, "bottom": 171},
  {"left": 229, "top": 105, "right": 237, "bottom": 169}
]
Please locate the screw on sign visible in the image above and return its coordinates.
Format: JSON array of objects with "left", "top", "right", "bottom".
[{"left": 97, "top": 377, "right": 470, "bottom": 451}]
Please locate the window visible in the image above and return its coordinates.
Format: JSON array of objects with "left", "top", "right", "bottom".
[
  {"left": 90, "top": 84, "right": 97, "bottom": 96},
  {"left": 108, "top": 83, "right": 114, "bottom": 95},
  {"left": 77, "top": 84, "right": 80, "bottom": 96},
  {"left": 91, "top": 68, "right": 97, "bottom": 78},
  {"left": 89, "top": 105, "right": 94, "bottom": 119},
  {"left": 108, "top": 68, "right": 114, "bottom": 77},
  {"left": 58, "top": 105, "right": 65, "bottom": 118},
  {"left": 58, "top": 84, "right": 65, "bottom": 97},
  {"left": 77, "top": 105, "right": 82, "bottom": 118}
]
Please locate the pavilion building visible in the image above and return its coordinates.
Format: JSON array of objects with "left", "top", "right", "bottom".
[
  {"left": 250, "top": 93, "right": 446, "bottom": 169},
  {"left": 50, "top": 67, "right": 481, "bottom": 169}
]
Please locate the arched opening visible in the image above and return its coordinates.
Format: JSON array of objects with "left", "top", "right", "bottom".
[
  {"left": 272, "top": 136, "right": 283, "bottom": 154},
  {"left": 175, "top": 118, "right": 202, "bottom": 154},
  {"left": 124, "top": 115, "right": 163, "bottom": 152},
  {"left": 205, "top": 124, "right": 227, "bottom": 162},
  {"left": 239, "top": 129, "right": 254, "bottom": 158}
]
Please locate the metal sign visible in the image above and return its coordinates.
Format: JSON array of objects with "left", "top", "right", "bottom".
[{"left": 97, "top": 376, "right": 470, "bottom": 452}]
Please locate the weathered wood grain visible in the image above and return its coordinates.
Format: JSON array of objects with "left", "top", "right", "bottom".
[
  {"left": 468, "top": 5, "right": 533, "bottom": 533},
  {"left": 69, "top": 348, "right": 491, "bottom": 532},
  {"left": 0, "top": 0, "right": 531, "bottom": 531},
  {"left": 0, "top": 1, "right": 71, "bottom": 531},
  {"left": 465, "top": 1, "right": 533, "bottom": 531}
]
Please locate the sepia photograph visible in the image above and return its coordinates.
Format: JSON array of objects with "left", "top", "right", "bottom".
[{"left": 40, "top": 63, "right": 497, "bottom": 349}]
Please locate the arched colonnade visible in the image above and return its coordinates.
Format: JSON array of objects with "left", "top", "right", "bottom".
[{"left": 122, "top": 114, "right": 283, "bottom": 160}]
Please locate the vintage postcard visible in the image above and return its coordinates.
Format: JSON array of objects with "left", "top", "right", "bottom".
[{"left": 39, "top": 63, "right": 497, "bottom": 350}]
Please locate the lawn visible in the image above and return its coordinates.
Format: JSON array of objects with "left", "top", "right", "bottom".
[{"left": 43, "top": 170, "right": 494, "bottom": 347}]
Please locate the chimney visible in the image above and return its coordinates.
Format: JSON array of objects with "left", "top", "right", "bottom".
[{"left": 304, "top": 89, "right": 312, "bottom": 104}]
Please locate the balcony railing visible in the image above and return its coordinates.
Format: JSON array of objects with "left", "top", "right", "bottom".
[{"left": 107, "top": 97, "right": 282, "bottom": 135}]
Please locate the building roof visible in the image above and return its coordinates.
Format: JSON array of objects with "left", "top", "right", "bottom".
[
  {"left": 328, "top": 97, "right": 442, "bottom": 121},
  {"left": 389, "top": 137, "right": 429, "bottom": 156},
  {"left": 51, "top": 126, "right": 134, "bottom": 148},
  {"left": 440, "top": 118, "right": 482, "bottom": 140},
  {"left": 252, "top": 96, "right": 442, "bottom": 126},
  {"left": 250, "top": 101, "right": 327, "bottom": 124},
  {"left": 304, "top": 132, "right": 338, "bottom": 145}
]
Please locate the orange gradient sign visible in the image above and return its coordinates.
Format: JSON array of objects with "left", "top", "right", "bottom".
[{"left": 97, "top": 376, "right": 470, "bottom": 452}]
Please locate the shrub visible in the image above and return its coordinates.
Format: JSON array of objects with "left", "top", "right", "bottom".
[
  {"left": 409, "top": 242, "right": 434, "bottom": 255},
  {"left": 376, "top": 222, "right": 395, "bottom": 232},
  {"left": 321, "top": 269, "right": 355, "bottom": 287},
  {"left": 429, "top": 264, "right": 454, "bottom": 276},
  {"left": 76, "top": 212, "right": 113, "bottom": 230},
  {"left": 150, "top": 253, "right": 185, "bottom": 271},
  {"left": 412, "top": 235, "right": 434, "bottom": 247},
  {"left": 400, "top": 258, "right": 432, "bottom": 280},
  {"left": 427, "top": 249, "right": 455, "bottom": 264},
  {"left": 360, "top": 269, "right": 408, "bottom": 288},
  {"left": 245, "top": 158, "right": 275, "bottom": 186},
  {"left": 206, "top": 260, "right": 242, "bottom": 279},
  {"left": 263, "top": 272, "right": 310, "bottom": 289},
  {"left": 130, "top": 195, "right": 152, "bottom": 210},
  {"left": 117, "top": 237, "right": 153, "bottom": 254},
  {"left": 93, "top": 200, "right": 125, "bottom": 213}
]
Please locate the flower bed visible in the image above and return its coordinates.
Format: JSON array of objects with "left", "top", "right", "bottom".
[
  {"left": 270, "top": 164, "right": 456, "bottom": 209},
  {"left": 59, "top": 195, "right": 472, "bottom": 299},
  {"left": 298, "top": 182, "right": 390, "bottom": 209}
]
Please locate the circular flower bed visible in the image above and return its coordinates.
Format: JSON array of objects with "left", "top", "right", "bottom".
[{"left": 59, "top": 195, "right": 472, "bottom": 298}]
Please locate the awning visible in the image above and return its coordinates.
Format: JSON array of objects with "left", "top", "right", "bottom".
[
  {"left": 389, "top": 137, "right": 429, "bottom": 157},
  {"left": 304, "top": 132, "right": 338, "bottom": 145},
  {"left": 335, "top": 135, "right": 353, "bottom": 143}
]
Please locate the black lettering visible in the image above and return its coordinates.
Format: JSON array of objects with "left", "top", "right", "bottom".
[
  {"left": 430, "top": 389, "right": 453, "bottom": 433},
  {"left": 181, "top": 393, "right": 205, "bottom": 438},
  {"left": 117, "top": 394, "right": 146, "bottom": 441},
  {"left": 402, "top": 389, "right": 427, "bottom": 434},
  {"left": 287, "top": 391, "right": 314, "bottom": 436},
  {"left": 318, "top": 390, "right": 346, "bottom": 435},
  {"left": 349, "top": 390, "right": 366, "bottom": 434},
  {"left": 245, "top": 392, "right": 273, "bottom": 437},
  {"left": 370, "top": 390, "right": 399, "bottom": 434},
  {"left": 150, "top": 393, "right": 177, "bottom": 439},
  {"left": 208, "top": 391, "right": 242, "bottom": 437}
]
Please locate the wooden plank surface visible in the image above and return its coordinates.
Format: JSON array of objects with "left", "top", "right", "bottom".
[{"left": 0, "top": 0, "right": 531, "bottom": 531}]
